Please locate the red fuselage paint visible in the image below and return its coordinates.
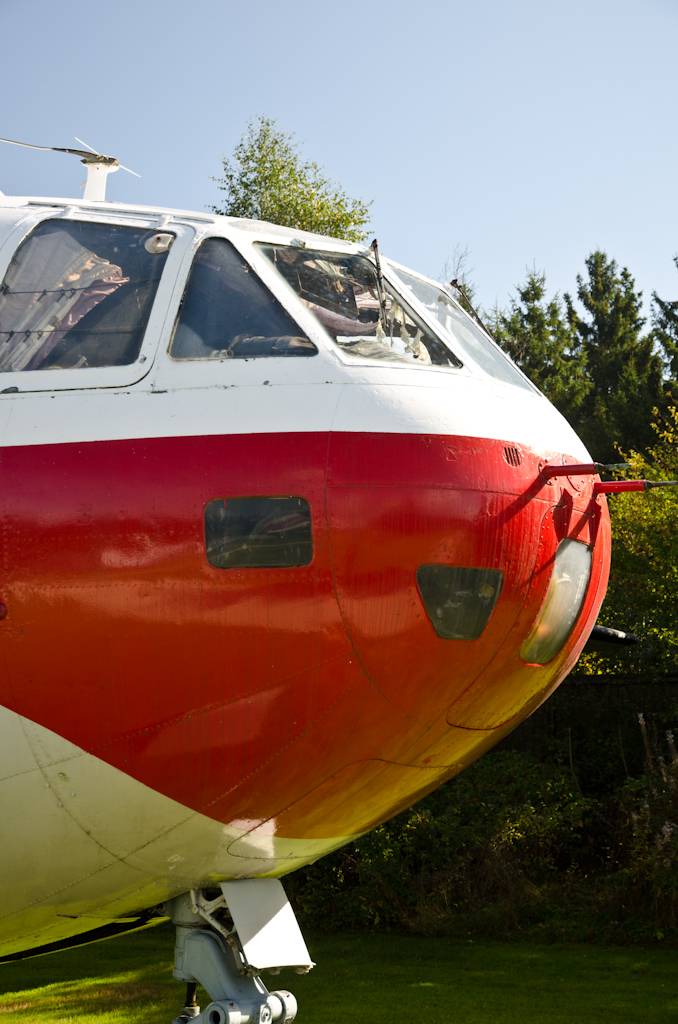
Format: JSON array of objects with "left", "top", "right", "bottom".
[{"left": 0, "top": 430, "right": 609, "bottom": 842}]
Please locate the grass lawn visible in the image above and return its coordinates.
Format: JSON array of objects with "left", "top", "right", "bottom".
[{"left": 0, "top": 922, "right": 676, "bottom": 1024}]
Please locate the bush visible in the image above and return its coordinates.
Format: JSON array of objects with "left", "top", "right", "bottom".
[
  {"left": 286, "top": 751, "right": 594, "bottom": 936},
  {"left": 286, "top": 728, "right": 678, "bottom": 943},
  {"left": 607, "top": 717, "right": 678, "bottom": 939}
]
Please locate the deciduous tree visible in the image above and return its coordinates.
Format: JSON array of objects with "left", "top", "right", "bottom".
[
  {"left": 579, "top": 408, "right": 678, "bottom": 675},
  {"left": 211, "top": 116, "right": 372, "bottom": 243}
]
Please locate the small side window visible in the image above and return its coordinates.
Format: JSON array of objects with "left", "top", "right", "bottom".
[
  {"left": 170, "top": 238, "right": 317, "bottom": 360},
  {"left": 417, "top": 565, "right": 503, "bottom": 640},
  {"left": 205, "top": 496, "right": 313, "bottom": 568}
]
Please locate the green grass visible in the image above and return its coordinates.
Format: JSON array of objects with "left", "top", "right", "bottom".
[{"left": 0, "top": 922, "right": 677, "bottom": 1024}]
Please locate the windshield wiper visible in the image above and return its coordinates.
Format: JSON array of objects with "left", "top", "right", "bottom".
[
  {"left": 370, "top": 239, "right": 389, "bottom": 329},
  {"left": 449, "top": 277, "right": 495, "bottom": 340}
]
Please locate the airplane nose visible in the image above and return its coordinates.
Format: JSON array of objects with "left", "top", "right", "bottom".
[
  {"left": 326, "top": 432, "right": 537, "bottom": 722},
  {"left": 326, "top": 431, "right": 609, "bottom": 738},
  {"left": 226, "top": 430, "right": 610, "bottom": 858}
]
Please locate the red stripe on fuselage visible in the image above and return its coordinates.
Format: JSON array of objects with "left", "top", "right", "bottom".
[{"left": 0, "top": 432, "right": 609, "bottom": 835}]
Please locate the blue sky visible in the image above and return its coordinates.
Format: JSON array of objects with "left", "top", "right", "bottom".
[{"left": 1, "top": 0, "right": 676, "bottom": 318}]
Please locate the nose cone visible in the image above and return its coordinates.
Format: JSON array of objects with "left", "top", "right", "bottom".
[
  {"left": 326, "top": 429, "right": 609, "bottom": 756},
  {"left": 229, "top": 427, "right": 609, "bottom": 862},
  {"left": 0, "top": 420, "right": 608, "bottom": 878}
]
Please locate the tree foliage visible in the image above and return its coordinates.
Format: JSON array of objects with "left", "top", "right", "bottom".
[
  {"left": 286, "top": 750, "right": 592, "bottom": 936},
  {"left": 287, "top": 735, "right": 678, "bottom": 942},
  {"left": 494, "top": 252, "right": 671, "bottom": 464},
  {"left": 579, "top": 407, "right": 678, "bottom": 676},
  {"left": 652, "top": 256, "right": 678, "bottom": 382},
  {"left": 211, "top": 116, "right": 372, "bottom": 242},
  {"left": 492, "top": 269, "right": 590, "bottom": 423},
  {"left": 565, "top": 252, "right": 666, "bottom": 464}
]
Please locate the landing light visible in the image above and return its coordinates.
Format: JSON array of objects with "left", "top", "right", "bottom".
[{"left": 520, "top": 539, "right": 592, "bottom": 665}]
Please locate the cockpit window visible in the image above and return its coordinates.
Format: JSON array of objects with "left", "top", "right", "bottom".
[
  {"left": 390, "top": 268, "right": 536, "bottom": 392},
  {"left": 0, "top": 219, "right": 172, "bottom": 371},
  {"left": 257, "top": 245, "right": 462, "bottom": 368},
  {"left": 170, "top": 238, "right": 317, "bottom": 360}
]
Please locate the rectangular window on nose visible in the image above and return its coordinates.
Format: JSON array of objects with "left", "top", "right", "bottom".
[
  {"left": 417, "top": 565, "right": 503, "bottom": 640},
  {"left": 205, "top": 496, "right": 313, "bottom": 568}
]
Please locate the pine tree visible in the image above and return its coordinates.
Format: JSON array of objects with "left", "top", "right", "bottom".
[
  {"left": 565, "top": 251, "right": 665, "bottom": 463},
  {"left": 211, "top": 116, "right": 372, "bottom": 243},
  {"left": 492, "top": 269, "right": 590, "bottom": 422},
  {"left": 652, "top": 256, "right": 678, "bottom": 385}
]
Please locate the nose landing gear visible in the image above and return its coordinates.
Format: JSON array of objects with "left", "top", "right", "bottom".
[{"left": 165, "top": 881, "right": 313, "bottom": 1024}]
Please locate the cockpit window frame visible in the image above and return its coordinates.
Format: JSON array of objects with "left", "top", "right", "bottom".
[
  {"left": 167, "top": 236, "right": 319, "bottom": 363},
  {"left": 253, "top": 240, "right": 473, "bottom": 374},
  {"left": 0, "top": 210, "right": 195, "bottom": 393}
]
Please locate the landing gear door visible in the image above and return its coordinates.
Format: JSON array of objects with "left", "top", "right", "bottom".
[
  {"left": 220, "top": 880, "right": 314, "bottom": 973},
  {"left": 0, "top": 212, "right": 194, "bottom": 392}
]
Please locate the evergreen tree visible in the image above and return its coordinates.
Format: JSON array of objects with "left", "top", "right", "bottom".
[
  {"left": 492, "top": 269, "right": 590, "bottom": 422},
  {"left": 651, "top": 256, "right": 678, "bottom": 384},
  {"left": 211, "top": 116, "right": 372, "bottom": 242},
  {"left": 565, "top": 251, "right": 665, "bottom": 463}
]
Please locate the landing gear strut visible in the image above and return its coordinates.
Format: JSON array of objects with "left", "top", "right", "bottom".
[
  {"left": 176, "top": 982, "right": 200, "bottom": 1022},
  {"left": 165, "top": 881, "right": 314, "bottom": 1024}
]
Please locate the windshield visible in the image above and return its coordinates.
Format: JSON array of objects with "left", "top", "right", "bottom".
[
  {"left": 390, "top": 268, "right": 536, "bottom": 392},
  {"left": 257, "top": 245, "right": 462, "bottom": 369}
]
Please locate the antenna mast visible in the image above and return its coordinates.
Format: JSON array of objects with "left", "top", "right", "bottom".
[{"left": 0, "top": 135, "right": 140, "bottom": 201}]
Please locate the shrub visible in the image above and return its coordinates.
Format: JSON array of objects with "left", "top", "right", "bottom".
[{"left": 286, "top": 751, "right": 593, "bottom": 935}]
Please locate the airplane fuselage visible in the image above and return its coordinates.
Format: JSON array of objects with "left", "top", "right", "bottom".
[{"left": 0, "top": 197, "right": 609, "bottom": 957}]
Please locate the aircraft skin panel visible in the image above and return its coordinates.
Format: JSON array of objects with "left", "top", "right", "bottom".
[{"left": 0, "top": 431, "right": 606, "bottom": 787}]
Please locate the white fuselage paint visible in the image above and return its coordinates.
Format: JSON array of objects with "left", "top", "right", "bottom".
[{"left": 0, "top": 704, "right": 350, "bottom": 956}]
